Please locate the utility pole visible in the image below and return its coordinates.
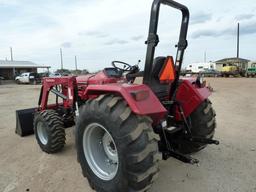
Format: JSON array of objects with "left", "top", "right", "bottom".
[
  {"left": 10, "top": 47, "right": 13, "bottom": 61},
  {"left": 75, "top": 56, "right": 78, "bottom": 71},
  {"left": 60, "top": 48, "right": 63, "bottom": 70},
  {"left": 204, "top": 51, "right": 206, "bottom": 63},
  {"left": 237, "top": 22, "right": 240, "bottom": 59}
]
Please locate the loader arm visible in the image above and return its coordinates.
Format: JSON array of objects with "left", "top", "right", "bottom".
[{"left": 39, "top": 76, "right": 77, "bottom": 110}]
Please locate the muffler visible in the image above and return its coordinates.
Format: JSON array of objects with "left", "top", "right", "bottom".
[{"left": 16, "top": 108, "right": 36, "bottom": 137}]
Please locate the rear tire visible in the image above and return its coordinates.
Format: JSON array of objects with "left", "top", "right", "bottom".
[
  {"left": 76, "top": 95, "right": 160, "bottom": 192},
  {"left": 34, "top": 110, "right": 66, "bottom": 153},
  {"left": 177, "top": 99, "right": 216, "bottom": 154}
]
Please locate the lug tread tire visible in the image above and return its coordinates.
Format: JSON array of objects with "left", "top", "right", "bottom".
[
  {"left": 34, "top": 110, "right": 66, "bottom": 153},
  {"left": 76, "top": 95, "right": 160, "bottom": 192},
  {"left": 178, "top": 99, "right": 216, "bottom": 154}
]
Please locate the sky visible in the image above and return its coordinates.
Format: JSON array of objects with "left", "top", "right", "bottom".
[{"left": 0, "top": 0, "right": 255, "bottom": 72}]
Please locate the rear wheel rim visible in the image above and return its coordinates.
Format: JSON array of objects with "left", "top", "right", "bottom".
[
  {"left": 83, "top": 123, "right": 119, "bottom": 181},
  {"left": 37, "top": 121, "right": 48, "bottom": 145}
]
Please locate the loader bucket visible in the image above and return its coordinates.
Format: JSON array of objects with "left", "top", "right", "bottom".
[{"left": 16, "top": 108, "right": 36, "bottom": 137}]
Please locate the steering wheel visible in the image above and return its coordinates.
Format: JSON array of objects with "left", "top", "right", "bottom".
[{"left": 111, "top": 61, "right": 133, "bottom": 72}]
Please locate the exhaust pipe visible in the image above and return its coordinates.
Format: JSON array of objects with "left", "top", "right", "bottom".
[{"left": 16, "top": 108, "right": 36, "bottom": 137}]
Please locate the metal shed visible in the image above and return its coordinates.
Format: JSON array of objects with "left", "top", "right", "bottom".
[
  {"left": 215, "top": 57, "right": 249, "bottom": 71},
  {"left": 0, "top": 60, "right": 50, "bottom": 80}
]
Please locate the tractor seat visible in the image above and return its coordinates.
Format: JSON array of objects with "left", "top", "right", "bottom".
[{"left": 150, "top": 57, "right": 171, "bottom": 100}]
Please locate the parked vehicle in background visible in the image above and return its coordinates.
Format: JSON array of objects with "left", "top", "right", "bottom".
[
  {"left": 246, "top": 62, "right": 256, "bottom": 77},
  {"left": 186, "top": 62, "right": 216, "bottom": 73},
  {"left": 38, "top": 72, "right": 49, "bottom": 78},
  {"left": 221, "top": 66, "right": 241, "bottom": 77},
  {"left": 49, "top": 73, "right": 62, "bottom": 77},
  {"left": 0, "top": 76, "right": 4, "bottom": 85},
  {"left": 202, "top": 69, "right": 221, "bottom": 77},
  {"left": 15, "top": 72, "right": 41, "bottom": 84},
  {"left": 246, "top": 68, "right": 256, "bottom": 77},
  {"left": 180, "top": 68, "right": 220, "bottom": 77}
]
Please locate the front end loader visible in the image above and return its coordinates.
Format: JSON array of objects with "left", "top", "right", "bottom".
[{"left": 16, "top": 0, "right": 219, "bottom": 191}]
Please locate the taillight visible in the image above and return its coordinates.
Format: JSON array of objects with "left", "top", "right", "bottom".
[{"left": 131, "top": 90, "right": 149, "bottom": 101}]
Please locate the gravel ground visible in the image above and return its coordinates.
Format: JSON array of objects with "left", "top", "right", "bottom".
[{"left": 0, "top": 78, "right": 256, "bottom": 192}]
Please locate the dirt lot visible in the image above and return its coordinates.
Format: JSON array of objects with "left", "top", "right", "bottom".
[{"left": 0, "top": 78, "right": 256, "bottom": 192}]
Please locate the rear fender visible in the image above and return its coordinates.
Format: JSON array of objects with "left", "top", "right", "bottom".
[
  {"left": 83, "top": 83, "right": 167, "bottom": 124},
  {"left": 175, "top": 79, "right": 211, "bottom": 120}
]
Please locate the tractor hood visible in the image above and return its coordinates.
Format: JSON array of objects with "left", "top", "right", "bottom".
[{"left": 76, "top": 69, "right": 124, "bottom": 85}]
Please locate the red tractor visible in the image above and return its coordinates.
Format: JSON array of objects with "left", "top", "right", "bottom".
[{"left": 16, "top": 0, "right": 218, "bottom": 191}]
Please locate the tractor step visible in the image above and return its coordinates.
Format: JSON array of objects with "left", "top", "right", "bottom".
[{"left": 161, "top": 120, "right": 182, "bottom": 134}]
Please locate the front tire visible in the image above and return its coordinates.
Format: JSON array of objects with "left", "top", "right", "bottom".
[
  {"left": 34, "top": 110, "right": 66, "bottom": 153},
  {"left": 76, "top": 95, "right": 160, "bottom": 192},
  {"left": 177, "top": 99, "right": 216, "bottom": 154}
]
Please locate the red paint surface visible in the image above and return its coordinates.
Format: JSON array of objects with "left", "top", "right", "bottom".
[
  {"left": 175, "top": 79, "right": 211, "bottom": 120},
  {"left": 83, "top": 83, "right": 167, "bottom": 123},
  {"left": 40, "top": 76, "right": 76, "bottom": 110},
  {"left": 39, "top": 72, "right": 210, "bottom": 124}
]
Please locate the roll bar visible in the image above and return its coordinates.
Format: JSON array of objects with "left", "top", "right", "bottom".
[{"left": 143, "top": 0, "right": 190, "bottom": 86}]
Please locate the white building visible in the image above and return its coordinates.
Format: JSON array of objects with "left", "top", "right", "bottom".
[{"left": 186, "top": 62, "right": 216, "bottom": 73}]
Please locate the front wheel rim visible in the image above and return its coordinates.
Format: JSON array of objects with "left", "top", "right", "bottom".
[
  {"left": 37, "top": 121, "right": 48, "bottom": 145},
  {"left": 83, "top": 123, "right": 119, "bottom": 181}
]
